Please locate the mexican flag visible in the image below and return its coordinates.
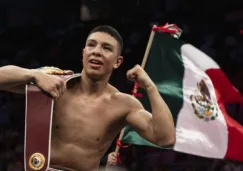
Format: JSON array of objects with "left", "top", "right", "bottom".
[{"left": 121, "top": 29, "right": 243, "bottom": 162}]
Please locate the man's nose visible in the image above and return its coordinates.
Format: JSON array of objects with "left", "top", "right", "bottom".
[{"left": 93, "top": 45, "right": 102, "bottom": 55}]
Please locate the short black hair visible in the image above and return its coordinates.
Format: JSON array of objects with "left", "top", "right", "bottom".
[{"left": 88, "top": 25, "right": 123, "bottom": 55}]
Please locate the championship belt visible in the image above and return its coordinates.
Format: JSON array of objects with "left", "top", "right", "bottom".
[
  {"left": 24, "top": 67, "right": 79, "bottom": 171},
  {"left": 25, "top": 84, "right": 53, "bottom": 171}
]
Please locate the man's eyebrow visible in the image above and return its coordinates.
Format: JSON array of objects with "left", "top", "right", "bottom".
[{"left": 86, "top": 39, "right": 96, "bottom": 43}]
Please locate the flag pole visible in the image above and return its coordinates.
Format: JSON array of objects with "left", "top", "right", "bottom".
[
  {"left": 114, "top": 25, "right": 157, "bottom": 156},
  {"left": 141, "top": 25, "right": 157, "bottom": 68}
]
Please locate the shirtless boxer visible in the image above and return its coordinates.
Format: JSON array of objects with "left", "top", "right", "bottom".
[{"left": 4, "top": 25, "right": 175, "bottom": 171}]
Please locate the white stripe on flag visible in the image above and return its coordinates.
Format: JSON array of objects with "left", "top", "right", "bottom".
[{"left": 173, "top": 45, "right": 228, "bottom": 159}]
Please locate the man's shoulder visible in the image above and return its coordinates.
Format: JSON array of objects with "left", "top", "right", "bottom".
[
  {"left": 63, "top": 73, "right": 81, "bottom": 89},
  {"left": 107, "top": 84, "right": 128, "bottom": 99},
  {"left": 110, "top": 91, "right": 139, "bottom": 105},
  {"left": 63, "top": 73, "right": 81, "bottom": 82}
]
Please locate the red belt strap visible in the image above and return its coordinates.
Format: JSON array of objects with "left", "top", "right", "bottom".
[
  {"left": 24, "top": 74, "right": 81, "bottom": 171},
  {"left": 24, "top": 84, "right": 53, "bottom": 171}
]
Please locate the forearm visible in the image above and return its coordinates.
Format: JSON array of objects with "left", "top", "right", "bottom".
[
  {"left": 0, "top": 65, "right": 35, "bottom": 91},
  {"left": 146, "top": 84, "right": 175, "bottom": 146}
]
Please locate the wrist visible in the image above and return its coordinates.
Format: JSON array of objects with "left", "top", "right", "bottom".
[
  {"left": 145, "top": 83, "right": 157, "bottom": 92},
  {"left": 28, "top": 69, "right": 39, "bottom": 83}
]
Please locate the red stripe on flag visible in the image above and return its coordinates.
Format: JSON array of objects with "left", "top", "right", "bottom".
[
  {"left": 206, "top": 69, "right": 243, "bottom": 161},
  {"left": 206, "top": 69, "right": 243, "bottom": 104}
]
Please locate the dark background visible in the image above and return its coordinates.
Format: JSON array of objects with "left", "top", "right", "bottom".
[{"left": 0, "top": 0, "right": 243, "bottom": 170}]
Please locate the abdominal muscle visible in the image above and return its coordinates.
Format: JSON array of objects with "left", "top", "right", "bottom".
[{"left": 50, "top": 136, "right": 107, "bottom": 171}]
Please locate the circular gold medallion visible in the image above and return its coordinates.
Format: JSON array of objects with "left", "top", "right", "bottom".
[{"left": 29, "top": 153, "right": 45, "bottom": 170}]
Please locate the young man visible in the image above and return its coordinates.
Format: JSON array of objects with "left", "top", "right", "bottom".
[{"left": 5, "top": 25, "right": 175, "bottom": 171}]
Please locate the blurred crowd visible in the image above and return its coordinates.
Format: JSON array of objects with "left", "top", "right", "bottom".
[
  {"left": 0, "top": 0, "right": 243, "bottom": 170},
  {"left": 0, "top": 92, "right": 24, "bottom": 171}
]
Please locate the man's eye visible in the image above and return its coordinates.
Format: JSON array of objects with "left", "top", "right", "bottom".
[{"left": 104, "top": 47, "right": 111, "bottom": 51}]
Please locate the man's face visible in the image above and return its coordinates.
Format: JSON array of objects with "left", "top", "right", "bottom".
[{"left": 82, "top": 32, "right": 123, "bottom": 80}]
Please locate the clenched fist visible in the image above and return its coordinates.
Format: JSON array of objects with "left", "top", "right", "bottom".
[{"left": 126, "top": 64, "right": 155, "bottom": 90}]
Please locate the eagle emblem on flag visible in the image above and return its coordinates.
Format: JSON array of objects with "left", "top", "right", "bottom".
[{"left": 190, "top": 80, "right": 219, "bottom": 121}]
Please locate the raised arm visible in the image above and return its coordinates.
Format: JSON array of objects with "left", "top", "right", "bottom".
[
  {"left": 125, "top": 64, "right": 175, "bottom": 147},
  {"left": 0, "top": 65, "right": 66, "bottom": 99}
]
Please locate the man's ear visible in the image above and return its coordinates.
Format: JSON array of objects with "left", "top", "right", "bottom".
[
  {"left": 113, "top": 56, "right": 124, "bottom": 69},
  {"left": 81, "top": 48, "right": 85, "bottom": 61},
  {"left": 82, "top": 48, "right": 85, "bottom": 56}
]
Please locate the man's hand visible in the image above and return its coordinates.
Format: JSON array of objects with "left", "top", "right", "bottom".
[
  {"left": 32, "top": 70, "right": 66, "bottom": 99},
  {"left": 126, "top": 64, "right": 155, "bottom": 90},
  {"left": 106, "top": 152, "right": 117, "bottom": 166}
]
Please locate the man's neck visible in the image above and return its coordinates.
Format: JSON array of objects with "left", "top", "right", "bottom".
[{"left": 79, "top": 71, "right": 109, "bottom": 97}]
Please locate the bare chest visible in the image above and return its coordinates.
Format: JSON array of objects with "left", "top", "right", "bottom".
[{"left": 52, "top": 93, "right": 125, "bottom": 146}]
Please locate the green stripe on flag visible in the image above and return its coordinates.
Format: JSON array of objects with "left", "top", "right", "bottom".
[{"left": 122, "top": 32, "right": 185, "bottom": 148}]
